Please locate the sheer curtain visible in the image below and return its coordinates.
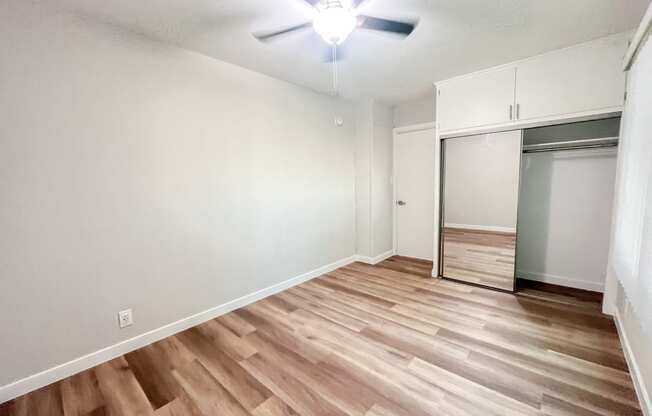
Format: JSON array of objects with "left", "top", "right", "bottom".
[{"left": 612, "top": 35, "right": 652, "bottom": 334}]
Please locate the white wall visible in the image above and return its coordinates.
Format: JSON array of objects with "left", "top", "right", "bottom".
[
  {"left": 443, "top": 131, "right": 522, "bottom": 232},
  {"left": 603, "top": 19, "right": 652, "bottom": 412},
  {"left": 355, "top": 101, "right": 373, "bottom": 257},
  {"left": 393, "top": 95, "right": 435, "bottom": 128},
  {"left": 616, "top": 281, "right": 652, "bottom": 410},
  {"left": 354, "top": 99, "right": 394, "bottom": 259},
  {"left": 0, "top": 1, "right": 356, "bottom": 392},
  {"left": 517, "top": 148, "right": 618, "bottom": 292},
  {"left": 371, "top": 102, "right": 394, "bottom": 256}
]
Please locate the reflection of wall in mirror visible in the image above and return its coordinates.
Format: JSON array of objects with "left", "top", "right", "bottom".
[{"left": 443, "top": 130, "right": 522, "bottom": 233}]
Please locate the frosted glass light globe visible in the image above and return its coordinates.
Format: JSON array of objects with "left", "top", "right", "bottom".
[{"left": 313, "top": 7, "right": 357, "bottom": 45}]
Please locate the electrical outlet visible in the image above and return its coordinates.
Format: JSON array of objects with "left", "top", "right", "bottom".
[{"left": 118, "top": 309, "right": 133, "bottom": 329}]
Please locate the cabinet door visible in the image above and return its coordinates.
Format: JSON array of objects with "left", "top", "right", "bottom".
[
  {"left": 515, "top": 35, "right": 627, "bottom": 122},
  {"left": 438, "top": 66, "right": 516, "bottom": 133}
]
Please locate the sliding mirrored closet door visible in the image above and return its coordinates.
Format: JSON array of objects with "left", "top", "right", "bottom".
[{"left": 440, "top": 130, "right": 522, "bottom": 291}]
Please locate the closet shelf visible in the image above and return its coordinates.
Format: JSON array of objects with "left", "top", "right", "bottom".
[{"left": 522, "top": 137, "right": 619, "bottom": 153}]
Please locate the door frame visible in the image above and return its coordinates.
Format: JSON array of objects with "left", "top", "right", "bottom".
[{"left": 392, "top": 122, "right": 437, "bottom": 270}]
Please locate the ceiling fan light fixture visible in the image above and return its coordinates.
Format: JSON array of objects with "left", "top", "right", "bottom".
[{"left": 313, "top": 6, "right": 357, "bottom": 45}]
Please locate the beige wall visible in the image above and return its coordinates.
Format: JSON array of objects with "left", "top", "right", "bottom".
[{"left": 0, "top": 1, "right": 356, "bottom": 390}]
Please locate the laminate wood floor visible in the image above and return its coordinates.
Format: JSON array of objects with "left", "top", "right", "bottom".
[
  {"left": 442, "top": 227, "right": 517, "bottom": 291},
  {"left": 1, "top": 257, "right": 641, "bottom": 416}
]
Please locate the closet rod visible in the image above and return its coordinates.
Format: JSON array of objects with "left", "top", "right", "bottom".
[{"left": 522, "top": 137, "right": 619, "bottom": 154}]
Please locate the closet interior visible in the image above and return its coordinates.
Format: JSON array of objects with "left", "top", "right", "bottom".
[{"left": 516, "top": 117, "right": 620, "bottom": 292}]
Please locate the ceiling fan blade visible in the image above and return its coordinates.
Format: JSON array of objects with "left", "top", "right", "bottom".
[
  {"left": 351, "top": 0, "right": 371, "bottom": 9},
  {"left": 253, "top": 22, "right": 313, "bottom": 43},
  {"left": 357, "top": 15, "right": 417, "bottom": 36}
]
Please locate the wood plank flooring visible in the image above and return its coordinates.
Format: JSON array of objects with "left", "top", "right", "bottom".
[
  {"left": 442, "top": 227, "right": 517, "bottom": 291},
  {"left": 0, "top": 256, "right": 641, "bottom": 415}
]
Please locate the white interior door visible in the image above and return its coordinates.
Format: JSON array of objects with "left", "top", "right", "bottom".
[{"left": 394, "top": 128, "right": 436, "bottom": 261}]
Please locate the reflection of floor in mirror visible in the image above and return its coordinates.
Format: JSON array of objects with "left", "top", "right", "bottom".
[{"left": 442, "top": 227, "right": 516, "bottom": 291}]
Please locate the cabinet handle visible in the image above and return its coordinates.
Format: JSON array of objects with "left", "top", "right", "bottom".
[
  {"left": 516, "top": 103, "right": 520, "bottom": 120},
  {"left": 509, "top": 105, "right": 513, "bottom": 120}
]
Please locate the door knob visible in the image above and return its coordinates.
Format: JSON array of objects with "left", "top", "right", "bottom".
[{"left": 397, "top": 200, "right": 407, "bottom": 206}]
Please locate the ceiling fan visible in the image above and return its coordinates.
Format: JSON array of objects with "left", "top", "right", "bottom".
[{"left": 253, "top": 0, "right": 418, "bottom": 46}]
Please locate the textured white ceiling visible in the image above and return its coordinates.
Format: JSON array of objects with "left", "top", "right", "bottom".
[{"left": 46, "top": 0, "right": 649, "bottom": 104}]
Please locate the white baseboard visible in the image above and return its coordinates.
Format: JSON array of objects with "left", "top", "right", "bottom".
[
  {"left": 614, "top": 309, "right": 652, "bottom": 416},
  {"left": 0, "top": 255, "right": 357, "bottom": 404},
  {"left": 517, "top": 270, "right": 604, "bottom": 292},
  {"left": 444, "top": 223, "right": 516, "bottom": 234},
  {"left": 354, "top": 249, "right": 395, "bottom": 265}
]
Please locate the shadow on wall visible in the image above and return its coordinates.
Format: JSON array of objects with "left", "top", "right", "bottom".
[{"left": 516, "top": 152, "right": 553, "bottom": 279}]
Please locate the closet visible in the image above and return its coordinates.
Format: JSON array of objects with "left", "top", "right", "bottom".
[
  {"left": 516, "top": 118, "right": 620, "bottom": 292},
  {"left": 434, "top": 32, "right": 628, "bottom": 292},
  {"left": 438, "top": 118, "right": 620, "bottom": 292}
]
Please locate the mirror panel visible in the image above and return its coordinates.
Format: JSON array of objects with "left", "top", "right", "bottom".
[{"left": 441, "top": 130, "right": 522, "bottom": 291}]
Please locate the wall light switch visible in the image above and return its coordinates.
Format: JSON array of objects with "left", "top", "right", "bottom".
[{"left": 118, "top": 309, "right": 133, "bottom": 329}]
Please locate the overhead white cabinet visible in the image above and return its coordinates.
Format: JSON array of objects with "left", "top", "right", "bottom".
[
  {"left": 515, "top": 35, "right": 627, "bottom": 122},
  {"left": 437, "top": 66, "right": 516, "bottom": 133},
  {"left": 436, "top": 33, "right": 629, "bottom": 135}
]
